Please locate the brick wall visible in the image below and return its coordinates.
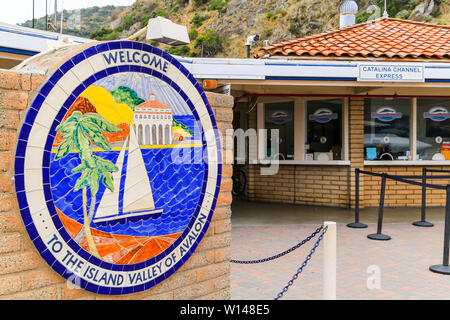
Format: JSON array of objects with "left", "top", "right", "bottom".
[
  {"left": 0, "top": 63, "right": 233, "bottom": 298},
  {"left": 247, "top": 165, "right": 349, "bottom": 207},
  {"left": 362, "top": 166, "right": 450, "bottom": 207}
]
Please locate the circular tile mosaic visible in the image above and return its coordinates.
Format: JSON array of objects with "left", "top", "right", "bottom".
[{"left": 14, "top": 41, "right": 222, "bottom": 295}]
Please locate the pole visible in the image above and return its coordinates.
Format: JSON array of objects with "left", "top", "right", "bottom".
[
  {"left": 413, "top": 168, "right": 434, "bottom": 227},
  {"left": 46, "top": 0, "right": 48, "bottom": 31},
  {"left": 430, "top": 184, "right": 450, "bottom": 274},
  {"left": 54, "top": 0, "right": 57, "bottom": 29},
  {"left": 367, "top": 173, "right": 391, "bottom": 241},
  {"left": 347, "top": 168, "right": 367, "bottom": 228},
  {"left": 60, "top": 0, "right": 64, "bottom": 34},
  {"left": 32, "top": 0, "right": 35, "bottom": 28},
  {"left": 323, "top": 221, "right": 336, "bottom": 300}
]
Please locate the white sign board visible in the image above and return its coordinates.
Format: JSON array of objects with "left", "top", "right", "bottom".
[{"left": 358, "top": 63, "right": 424, "bottom": 82}]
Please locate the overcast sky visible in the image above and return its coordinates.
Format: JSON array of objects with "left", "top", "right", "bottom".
[{"left": 0, "top": 0, "right": 137, "bottom": 25}]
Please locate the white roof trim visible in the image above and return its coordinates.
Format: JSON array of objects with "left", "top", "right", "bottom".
[
  {"left": 0, "top": 21, "right": 92, "bottom": 54},
  {"left": 177, "top": 56, "right": 450, "bottom": 83}
]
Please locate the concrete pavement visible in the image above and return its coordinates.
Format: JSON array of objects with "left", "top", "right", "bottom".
[{"left": 230, "top": 201, "right": 450, "bottom": 300}]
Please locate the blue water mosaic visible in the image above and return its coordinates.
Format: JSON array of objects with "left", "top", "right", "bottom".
[{"left": 50, "top": 116, "right": 205, "bottom": 237}]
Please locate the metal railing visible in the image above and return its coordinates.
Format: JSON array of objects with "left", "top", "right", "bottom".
[{"left": 347, "top": 168, "right": 450, "bottom": 275}]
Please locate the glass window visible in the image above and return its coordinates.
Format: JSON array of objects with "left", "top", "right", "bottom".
[
  {"left": 306, "top": 99, "right": 343, "bottom": 160},
  {"left": 264, "top": 101, "right": 295, "bottom": 160},
  {"left": 417, "top": 98, "right": 450, "bottom": 160},
  {"left": 364, "top": 98, "right": 411, "bottom": 161}
]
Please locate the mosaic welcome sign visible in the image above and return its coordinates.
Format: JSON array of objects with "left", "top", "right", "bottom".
[{"left": 14, "top": 41, "right": 221, "bottom": 294}]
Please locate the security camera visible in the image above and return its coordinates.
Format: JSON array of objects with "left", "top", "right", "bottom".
[
  {"left": 245, "top": 35, "right": 260, "bottom": 58},
  {"left": 246, "top": 35, "right": 260, "bottom": 46}
]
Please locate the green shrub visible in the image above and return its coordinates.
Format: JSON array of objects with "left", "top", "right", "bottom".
[
  {"left": 395, "top": 9, "right": 410, "bottom": 20},
  {"left": 208, "top": 0, "right": 229, "bottom": 11},
  {"left": 117, "top": 14, "right": 135, "bottom": 32},
  {"left": 89, "top": 27, "right": 120, "bottom": 40},
  {"left": 89, "top": 27, "right": 113, "bottom": 39},
  {"left": 103, "top": 30, "right": 120, "bottom": 40},
  {"left": 193, "top": 0, "right": 209, "bottom": 6},
  {"left": 288, "top": 18, "right": 301, "bottom": 36},
  {"left": 194, "top": 29, "right": 224, "bottom": 57},
  {"left": 190, "top": 13, "right": 207, "bottom": 27},
  {"left": 166, "top": 45, "right": 191, "bottom": 56},
  {"left": 150, "top": 9, "right": 168, "bottom": 18},
  {"left": 189, "top": 28, "right": 199, "bottom": 40},
  {"left": 140, "top": 13, "right": 151, "bottom": 28}
]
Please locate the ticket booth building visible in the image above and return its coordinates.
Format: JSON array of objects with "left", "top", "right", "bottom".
[{"left": 188, "top": 17, "right": 450, "bottom": 209}]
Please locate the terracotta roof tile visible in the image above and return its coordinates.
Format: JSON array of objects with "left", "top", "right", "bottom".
[{"left": 255, "top": 18, "right": 450, "bottom": 60}]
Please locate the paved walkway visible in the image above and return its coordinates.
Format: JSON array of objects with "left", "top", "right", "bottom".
[{"left": 230, "top": 202, "right": 450, "bottom": 300}]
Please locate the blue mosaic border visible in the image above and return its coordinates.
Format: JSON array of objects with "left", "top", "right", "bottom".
[{"left": 14, "top": 40, "right": 222, "bottom": 295}]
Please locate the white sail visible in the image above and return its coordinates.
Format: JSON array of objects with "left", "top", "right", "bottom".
[
  {"left": 123, "top": 123, "right": 156, "bottom": 213},
  {"left": 93, "top": 136, "right": 128, "bottom": 220},
  {"left": 92, "top": 124, "right": 162, "bottom": 226}
]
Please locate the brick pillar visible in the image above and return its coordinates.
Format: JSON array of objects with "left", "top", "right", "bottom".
[
  {"left": 349, "top": 97, "right": 365, "bottom": 208},
  {"left": 0, "top": 70, "right": 50, "bottom": 298}
]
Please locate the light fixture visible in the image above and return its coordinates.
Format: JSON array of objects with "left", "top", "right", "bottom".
[{"left": 146, "top": 17, "right": 190, "bottom": 46}]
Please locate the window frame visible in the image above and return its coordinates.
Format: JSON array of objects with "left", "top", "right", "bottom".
[
  {"left": 363, "top": 97, "right": 414, "bottom": 162},
  {"left": 364, "top": 97, "right": 450, "bottom": 165},
  {"left": 256, "top": 97, "right": 349, "bottom": 165}
]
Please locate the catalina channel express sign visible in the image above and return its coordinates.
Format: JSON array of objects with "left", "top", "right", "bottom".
[
  {"left": 14, "top": 41, "right": 222, "bottom": 294},
  {"left": 358, "top": 63, "right": 424, "bottom": 82}
]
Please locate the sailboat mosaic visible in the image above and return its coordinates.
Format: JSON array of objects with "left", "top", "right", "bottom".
[{"left": 50, "top": 72, "right": 206, "bottom": 264}]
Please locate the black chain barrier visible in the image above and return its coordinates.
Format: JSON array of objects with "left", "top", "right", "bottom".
[
  {"left": 274, "top": 225, "right": 328, "bottom": 300},
  {"left": 345, "top": 167, "right": 450, "bottom": 275},
  {"left": 230, "top": 225, "right": 324, "bottom": 264},
  {"left": 348, "top": 168, "right": 450, "bottom": 231},
  {"left": 386, "top": 173, "right": 447, "bottom": 190},
  {"left": 230, "top": 225, "right": 328, "bottom": 300},
  {"left": 424, "top": 168, "right": 450, "bottom": 174},
  {"left": 358, "top": 169, "right": 449, "bottom": 190}
]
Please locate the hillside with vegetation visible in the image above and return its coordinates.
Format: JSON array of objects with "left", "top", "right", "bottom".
[
  {"left": 20, "top": 0, "right": 450, "bottom": 58},
  {"left": 87, "top": 0, "right": 450, "bottom": 59},
  {"left": 20, "top": 5, "right": 128, "bottom": 38}
]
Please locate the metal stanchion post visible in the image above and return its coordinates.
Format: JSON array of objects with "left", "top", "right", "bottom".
[
  {"left": 430, "top": 184, "right": 450, "bottom": 274},
  {"left": 347, "top": 168, "right": 368, "bottom": 228},
  {"left": 413, "top": 168, "right": 433, "bottom": 227},
  {"left": 323, "top": 221, "right": 336, "bottom": 300},
  {"left": 368, "top": 173, "right": 391, "bottom": 241}
]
